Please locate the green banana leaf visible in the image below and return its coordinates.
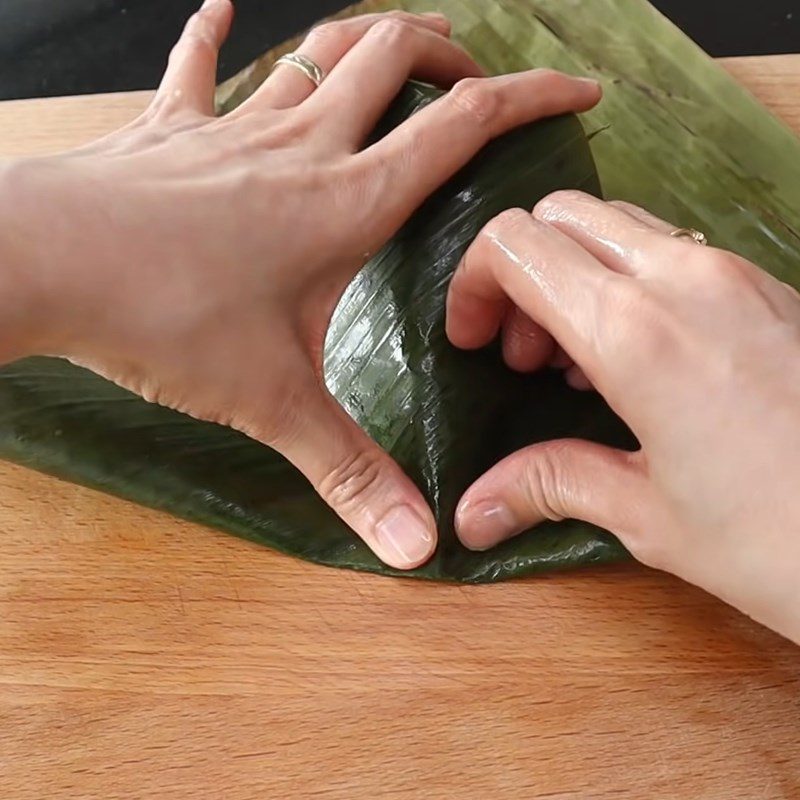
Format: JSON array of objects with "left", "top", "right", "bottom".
[{"left": 3, "top": 0, "right": 800, "bottom": 582}]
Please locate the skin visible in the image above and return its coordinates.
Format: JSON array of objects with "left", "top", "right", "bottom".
[
  {"left": 0, "top": 1, "right": 601, "bottom": 571},
  {"left": 448, "top": 192, "right": 800, "bottom": 645}
]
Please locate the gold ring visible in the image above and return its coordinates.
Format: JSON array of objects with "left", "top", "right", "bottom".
[
  {"left": 271, "top": 53, "right": 326, "bottom": 88},
  {"left": 670, "top": 227, "right": 708, "bottom": 246}
]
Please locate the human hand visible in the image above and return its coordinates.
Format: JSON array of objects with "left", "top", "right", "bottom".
[
  {"left": 449, "top": 190, "right": 800, "bottom": 642},
  {"left": 0, "top": 1, "right": 601, "bottom": 569}
]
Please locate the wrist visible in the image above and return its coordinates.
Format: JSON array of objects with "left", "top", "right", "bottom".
[{"left": 0, "top": 156, "right": 73, "bottom": 363}]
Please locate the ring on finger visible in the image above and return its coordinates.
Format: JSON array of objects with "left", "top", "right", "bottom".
[
  {"left": 271, "top": 53, "right": 327, "bottom": 88},
  {"left": 670, "top": 227, "right": 708, "bottom": 246}
]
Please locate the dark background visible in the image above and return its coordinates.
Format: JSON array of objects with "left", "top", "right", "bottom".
[{"left": 0, "top": 0, "right": 797, "bottom": 101}]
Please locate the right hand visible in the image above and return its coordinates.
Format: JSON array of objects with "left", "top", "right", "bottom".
[{"left": 448, "top": 191, "right": 800, "bottom": 643}]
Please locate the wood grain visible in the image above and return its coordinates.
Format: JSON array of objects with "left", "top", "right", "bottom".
[
  {"left": 1, "top": 56, "right": 799, "bottom": 800},
  {"left": 0, "top": 91, "right": 153, "bottom": 157}
]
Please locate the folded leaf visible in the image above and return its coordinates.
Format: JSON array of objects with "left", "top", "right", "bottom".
[{"left": 3, "top": 0, "right": 800, "bottom": 582}]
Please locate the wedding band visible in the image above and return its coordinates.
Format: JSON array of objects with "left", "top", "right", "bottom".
[
  {"left": 271, "top": 53, "right": 326, "bottom": 88},
  {"left": 670, "top": 227, "right": 708, "bottom": 246}
]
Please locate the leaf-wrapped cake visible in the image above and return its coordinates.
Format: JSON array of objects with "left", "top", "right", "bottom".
[{"left": 2, "top": 0, "right": 800, "bottom": 582}]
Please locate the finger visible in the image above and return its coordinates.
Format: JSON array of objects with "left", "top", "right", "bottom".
[
  {"left": 551, "top": 195, "right": 795, "bottom": 317},
  {"left": 565, "top": 364, "right": 593, "bottom": 391},
  {"left": 274, "top": 387, "right": 437, "bottom": 570},
  {"left": 362, "top": 70, "right": 601, "bottom": 215},
  {"left": 502, "top": 307, "right": 555, "bottom": 373},
  {"left": 244, "top": 12, "right": 452, "bottom": 111},
  {"left": 446, "top": 208, "right": 618, "bottom": 374},
  {"left": 608, "top": 200, "right": 675, "bottom": 233},
  {"left": 605, "top": 201, "right": 795, "bottom": 311},
  {"left": 533, "top": 190, "right": 688, "bottom": 276},
  {"left": 155, "top": 0, "right": 233, "bottom": 116},
  {"left": 306, "top": 19, "right": 483, "bottom": 147},
  {"left": 455, "top": 439, "right": 649, "bottom": 552},
  {"left": 549, "top": 345, "right": 574, "bottom": 369}
]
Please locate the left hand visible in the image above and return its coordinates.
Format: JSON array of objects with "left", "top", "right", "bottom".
[{"left": 0, "top": 1, "right": 601, "bottom": 569}]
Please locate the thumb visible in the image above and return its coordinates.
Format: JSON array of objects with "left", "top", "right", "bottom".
[
  {"left": 455, "top": 439, "right": 650, "bottom": 552},
  {"left": 269, "top": 387, "right": 437, "bottom": 570}
]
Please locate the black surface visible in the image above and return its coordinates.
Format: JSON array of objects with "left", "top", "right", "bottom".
[{"left": 0, "top": 0, "right": 798, "bottom": 101}]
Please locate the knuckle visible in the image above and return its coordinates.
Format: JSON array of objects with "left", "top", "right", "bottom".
[
  {"left": 531, "top": 67, "right": 561, "bottom": 83},
  {"left": 694, "top": 249, "right": 744, "bottom": 284},
  {"left": 468, "top": 209, "right": 532, "bottom": 276},
  {"left": 608, "top": 199, "right": 638, "bottom": 214},
  {"left": 305, "top": 19, "right": 349, "bottom": 47},
  {"left": 529, "top": 68, "right": 582, "bottom": 95},
  {"left": 183, "top": 10, "right": 213, "bottom": 40},
  {"left": 449, "top": 78, "right": 498, "bottom": 126},
  {"left": 520, "top": 449, "right": 569, "bottom": 522},
  {"left": 185, "top": 31, "right": 214, "bottom": 51},
  {"left": 173, "top": 25, "right": 216, "bottom": 61},
  {"left": 317, "top": 450, "right": 385, "bottom": 512},
  {"left": 183, "top": 10, "right": 203, "bottom": 31},
  {"left": 533, "top": 189, "right": 585, "bottom": 220},
  {"left": 482, "top": 207, "right": 531, "bottom": 240},
  {"left": 367, "top": 17, "right": 414, "bottom": 45}
]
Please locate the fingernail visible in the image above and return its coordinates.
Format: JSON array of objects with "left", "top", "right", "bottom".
[
  {"left": 577, "top": 77, "right": 601, "bottom": 90},
  {"left": 456, "top": 500, "right": 517, "bottom": 551},
  {"left": 376, "top": 506, "right": 434, "bottom": 568}
]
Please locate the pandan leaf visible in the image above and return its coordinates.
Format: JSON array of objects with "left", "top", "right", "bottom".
[{"left": 3, "top": 0, "right": 800, "bottom": 582}]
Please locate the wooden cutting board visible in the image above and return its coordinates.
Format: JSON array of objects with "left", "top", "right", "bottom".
[{"left": 1, "top": 55, "right": 799, "bottom": 800}]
